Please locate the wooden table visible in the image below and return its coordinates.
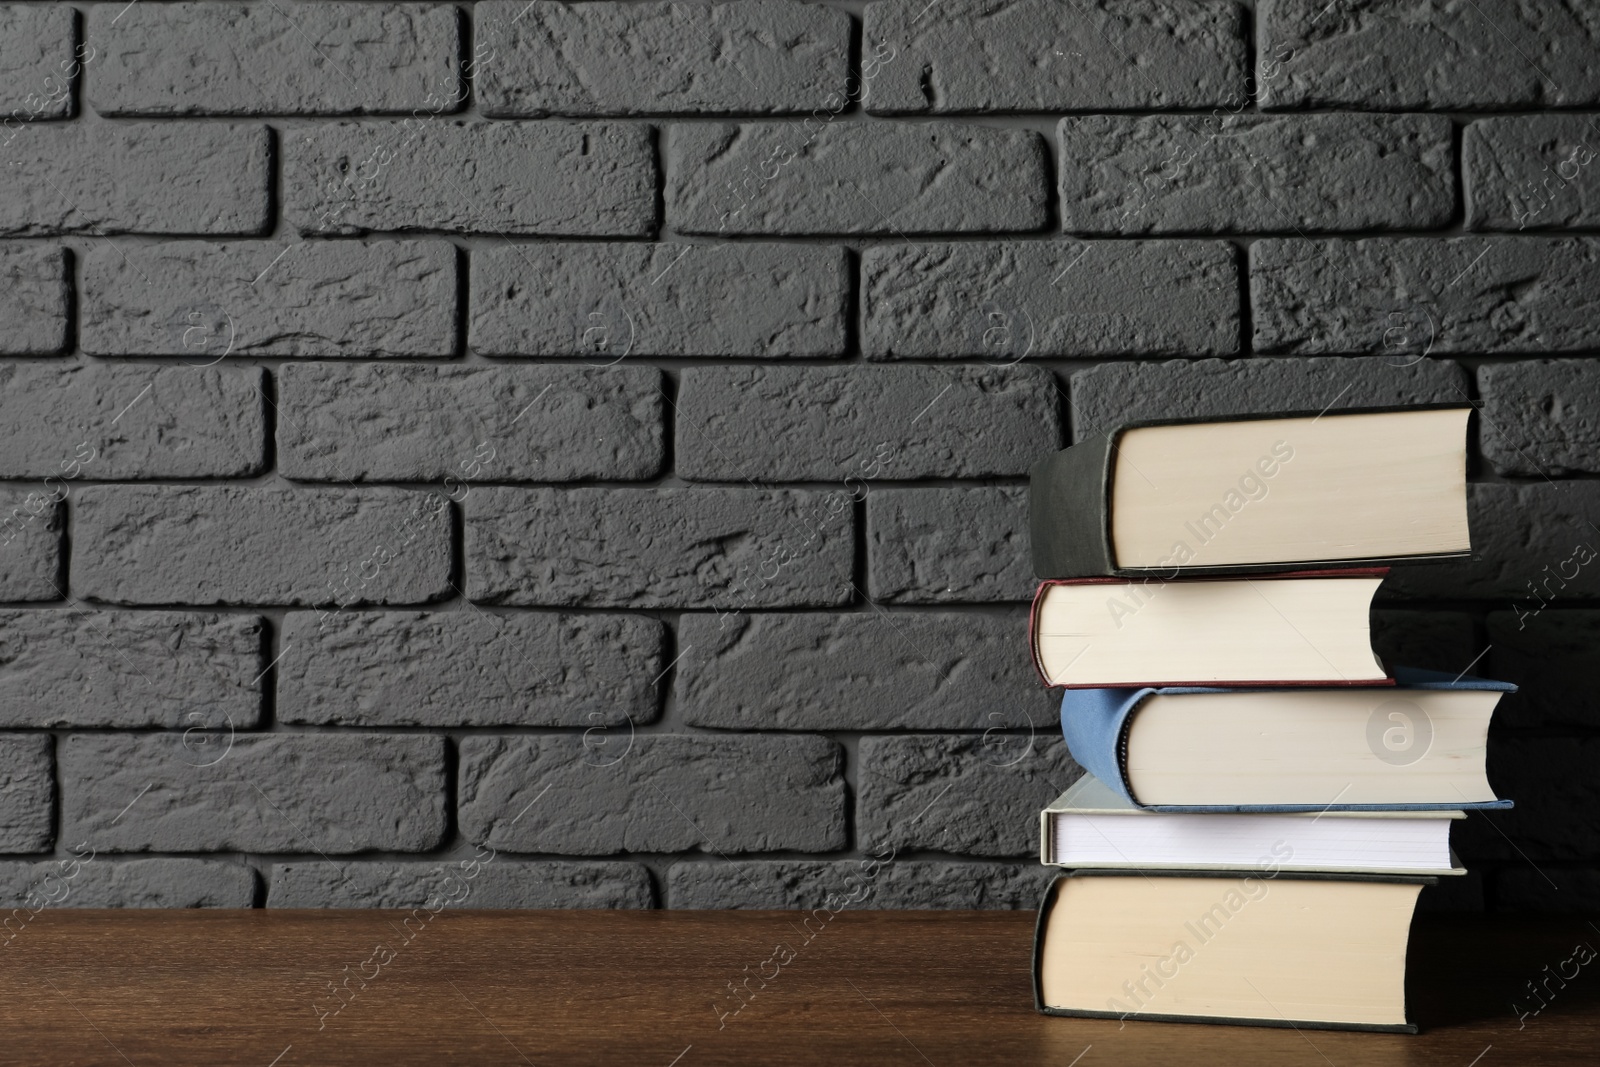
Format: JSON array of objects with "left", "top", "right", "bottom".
[{"left": 1, "top": 909, "right": 1595, "bottom": 1065}]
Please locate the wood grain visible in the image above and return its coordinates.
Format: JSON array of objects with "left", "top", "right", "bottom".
[{"left": 0, "top": 910, "right": 1594, "bottom": 1065}]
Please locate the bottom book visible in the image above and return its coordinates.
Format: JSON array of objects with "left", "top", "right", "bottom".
[{"left": 1033, "top": 870, "right": 1434, "bottom": 1032}]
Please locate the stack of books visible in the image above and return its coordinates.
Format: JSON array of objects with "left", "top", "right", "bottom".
[{"left": 1025, "top": 406, "right": 1514, "bottom": 1033}]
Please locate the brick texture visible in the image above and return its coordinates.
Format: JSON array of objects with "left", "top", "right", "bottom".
[
  {"left": 276, "top": 363, "right": 664, "bottom": 482},
  {"left": 60, "top": 733, "right": 448, "bottom": 853},
  {"left": 1058, "top": 114, "right": 1453, "bottom": 234},
  {"left": 1252, "top": 238, "right": 1600, "bottom": 355},
  {"left": 864, "top": 0, "right": 1245, "bottom": 114},
  {"left": 0, "top": 490, "right": 62, "bottom": 602},
  {"left": 1257, "top": 0, "right": 1600, "bottom": 109},
  {"left": 866, "top": 487, "right": 1033, "bottom": 604},
  {"left": 464, "top": 488, "right": 854, "bottom": 608},
  {"left": 0, "top": 4, "right": 75, "bottom": 120},
  {"left": 669, "top": 122, "right": 1049, "bottom": 235},
  {"left": 86, "top": 2, "right": 462, "bottom": 116},
  {"left": 0, "top": 735, "right": 52, "bottom": 853},
  {"left": 267, "top": 860, "right": 654, "bottom": 909},
  {"left": 0, "top": 245, "right": 67, "bottom": 354},
  {"left": 0, "top": 3, "right": 1591, "bottom": 912},
  {"left": 1465, "top": 117, "right": 1600, "bottom": 231},
  {"left": 72, "top": 486, "right": 453, "bottom": 607},
  {"left": 859, "top": 736, "right": 1083, "bottom": 858},
  {"left": 1071, "top": 357, "right": 1470, "bottom": 441},
  {"left": 675, "top": 366, "right": 1061, "bottom": 481},
  {"left": 0, "top": 123, "right": 269, "bottom": 235},
  {"left": 861, "top": 241, "right": 1239, "bottom": 359},
  {"left": 0, "top": 859, "right": 256, "bottom": 908},
  {"left": 677, "top": 611, "right": 1050, "bottom": 731},
  {"left": 81, "top": 241, "right": 458, "bottom": 358},
  {"left": 1479, "top": 360, "right": 1600, "bottom": 475},
  {"left": 477, "top": 1, "right": 848, "bottom": 117},
  {"left": 284, "top": 121, "right": 656, "bottom": 236},
  {"left": 278, "top": 610, "right": 664, "bottom": 727},
  {"left": 0, "top": 610, "right": 263, "bottom": 728},
  {"left": 458, "top": 734, "right": 846, "bottom": 854},
  {"left": 469, "top": 243, "right": 848, "bottom": 358},
  {"left": 0, "top": 364, "right": 265, "bottom": 478}
]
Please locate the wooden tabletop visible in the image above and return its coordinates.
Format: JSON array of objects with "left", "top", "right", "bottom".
[{"left": 1, "top": 909, "right": 1595, "bottom": 1065}]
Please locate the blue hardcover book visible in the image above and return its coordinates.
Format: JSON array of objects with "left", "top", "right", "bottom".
[{"left": 1060, "top": 668, "right": 1515, "bottom": 812}]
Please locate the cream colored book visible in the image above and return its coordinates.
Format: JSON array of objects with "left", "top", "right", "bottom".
[{"left": 1034, "top": 871, "right": 1429, "bottom": 1032}]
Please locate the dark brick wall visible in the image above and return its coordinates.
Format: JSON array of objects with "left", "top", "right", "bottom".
[{"left": 0, "top": 0, "right": 1595, "bottom": 912}]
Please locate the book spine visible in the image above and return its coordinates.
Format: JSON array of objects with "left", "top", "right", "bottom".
[
  {"left": 1028, "top": 582, "right": 1051, "bottom": 687},
  {"left": 1029, "top": 435, "right": 1118, "bottom": 579},
  {"left": 1058, "top": 691, "right": 1144, "bottom": 806}
]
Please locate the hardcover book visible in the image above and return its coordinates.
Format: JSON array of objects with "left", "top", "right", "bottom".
[
  {"left": 1030, "top": 569, "right": 1390, "bottom": 688},
  {"left": 1059, "top": 669, "right": 1515, "bottom": 812},
  {"left": 1033, "top": 870, "right": 1431, "bottom": 1032},
  {"left": 1029, "top": 407, "right": 1472, "bottom": 579},
  {"left": 1040, "top": 773, "right": 1465, "bottom": 875}
]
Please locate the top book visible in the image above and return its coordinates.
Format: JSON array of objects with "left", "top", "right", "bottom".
[{"left": 1030, "top": 407, "right": 1472, "bottom": 579}]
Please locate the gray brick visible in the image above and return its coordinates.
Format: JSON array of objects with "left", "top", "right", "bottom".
[
  {"left": 464, "top": 488, "right": 854, "bottom": 608},
  {"left": 0, "top": 365, "right": 265, "bottom": 479},
  {"left": 0, "top": 610, "right": 263, "bottom": 729},
  {"left": 1258, "top": 0, "right": 1600, "bottom": 109},
  {"left": 1070, "top": 357, "right": 1470, "bottom": 442},
  {"left": 1386, "top": 483, "right": 1600, "bottom": 600},
  {"left": 1465, "top": 117, "right": 1600, "bottom": 231},
  {"left": 1453, "top": 739, "right": 1600, "bottom": 863},
  {"left": 861, "top": 241, "right": 1238, "bottom": 359},
  {"left": 278, "top": 611, "right": 664, "bottom": 727},
  {"left": 268, "top": 860, "right": 653, "bottom": 909},
  {"left": 477, "top": 0, "right": 848, "bottom": 117},
  {"left": 1487, "top": 611, "right": 1600, "bottom": 730},
  {"left": 0, "top": 490, "right": 62, "bottom": 602},
  {"left": 0, "top": 859, "right": 255, "bottom": 908},
  {"left": 1368, "top": 610, "right": 1479, "bottom": 677},
  {"left": 1058, "top": 114, "right": 1452, "bottom": 234},
  {"left": 88, "top": 2, "right": 461, "bottom": 116},
  {"left": 469, "top": 243, "right": 848, "bottom": 358},
  {"left": 1479, "top": 360, "right": 1600, "bottom": 477},
  {"left": 81, "top": 240, "right": 457, "bottom": 358},
  {"left": 1495, "top": 869, "right": 1600, "bottom": 914},
  {"left": 864, "top": 0, "right": 1245, "bottom": 114},
  {"left": 277, "top": 364, "right": 664, "bottom": 482},
  {"left": 677, "top": 611, "right": 1048, "bottom": 731},
  {"left": 859, "top": 735, "right": 1082, "bottom": 858},
  {"left": 61, "top": 733, "right": 447, "bottom": 853},
  {"left": 73, "top": 486, "right": 452, "bottom": 607},
  {"left": 669, "top": 122, "right": 1048, "bottom": 236},
  {"left": 676, "top": 366, "right": 1060, "bottom": 481},
  {"left": 0, "top": 735, "right": 51, "bottom": 852},
  {"left": 285, "top": 121, "right": 656, "bottom": 236},
  {"left": 0, "top": 123, "right": 268, "bottom": 235},
  {"left": 458, "top": 734, "right": 846, "bottom": 854},
  {"left": 1252, "top": 238, "right": 1600, "bottom": 355},
  {"left": 0, "top": 245, "right": 67, "bottom": 354},
  {"left": 668, "top": 860, "right": 1048, "bottom": 910},
  {"left": 867, "top": 488, "right": 1033, "bottom": 604},
  {"left": 0, "top": 5, "right": 74, "bottom": 120}
]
